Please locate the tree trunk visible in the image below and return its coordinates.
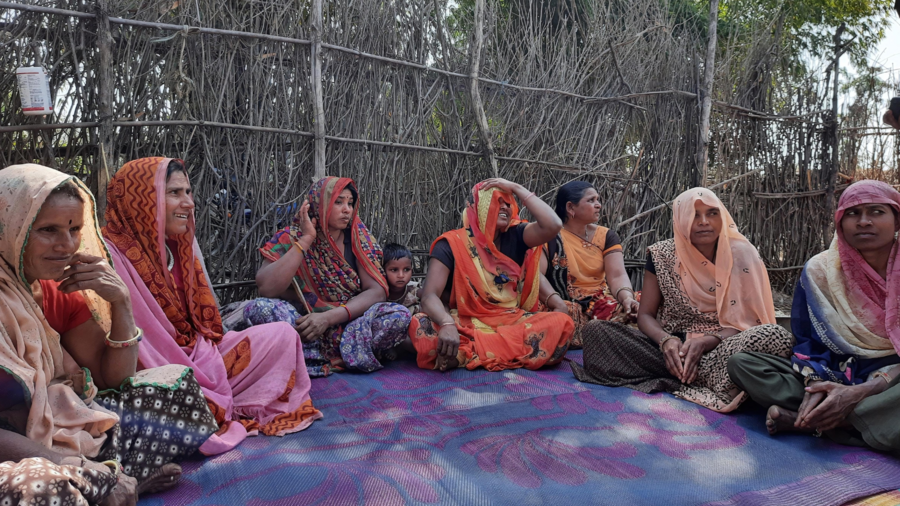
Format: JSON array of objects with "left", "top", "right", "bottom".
[
  {"left": 823, "top": 23, "right": 846, "bottom": 245},
  {"left": 468, "top": 0, "right": 499, "bottom": 178},
  {"left": 696, "top": 0, "right": 719, "bottom": 185},
  {"left": 310, "top": 0, "right": 327, "bottom": 181},
  {"left": 95, "top": 0, "right": 114, "bottom": 225}
]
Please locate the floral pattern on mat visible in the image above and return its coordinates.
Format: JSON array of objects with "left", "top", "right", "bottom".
[{"left": 141, "top": 352, "right": 900, "bottom": 506}]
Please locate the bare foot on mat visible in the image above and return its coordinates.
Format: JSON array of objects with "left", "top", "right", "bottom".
[
  {"left": 136, "top": 463, "right": 182, "bottom": 495},
  {"left": 435, "top": 355, "right": 459, "bottom": 372},
  {"left": 765, "top": 405, "right": 811, "bottom": 436}
]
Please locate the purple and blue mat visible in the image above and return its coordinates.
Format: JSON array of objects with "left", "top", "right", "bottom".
[{"left": 142, "top": 351, "right": 900, "bottom": 506}]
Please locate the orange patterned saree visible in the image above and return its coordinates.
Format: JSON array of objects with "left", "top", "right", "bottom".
[{"left": 410, "top": 183, "right": 574, "bottom": 371}]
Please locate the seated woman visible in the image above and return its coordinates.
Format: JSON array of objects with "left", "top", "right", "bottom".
[
  {"left": 728, "top": 181, "right": 900, "bottom": 453},
  {"left": 409, "top": 179, "right": 574, "bottom": 372},
  {"left": 249, "top": 176, "right": 411, "bottom": 377},
  {"left": 572, "top": 188, "right": 793, "bottom": 412},
  {"left": 0, "top": 164, "right": 215, "bottom": 505},
  {"left": 543, "top": 181, "right": 640, "bottom": 347},
  {"left": 103, "top": 157, "right": 321, "bottom": 454}
]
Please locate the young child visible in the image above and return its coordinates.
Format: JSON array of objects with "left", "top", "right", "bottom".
[{"left": 383, "top": 243, "right": 420, "bottom": 314}]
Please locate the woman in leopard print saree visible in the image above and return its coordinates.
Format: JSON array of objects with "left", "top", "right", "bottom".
[{"left": 572, "top": 188, "right": 793, "bottom": 412}]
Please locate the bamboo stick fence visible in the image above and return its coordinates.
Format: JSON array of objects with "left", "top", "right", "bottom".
[{"left": 1, "top": 0, "right": 897, "bottom": 302}]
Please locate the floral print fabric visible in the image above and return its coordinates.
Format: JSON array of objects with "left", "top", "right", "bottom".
[{"left": 237, "top": 298, "right": 411, "bottom": 377}]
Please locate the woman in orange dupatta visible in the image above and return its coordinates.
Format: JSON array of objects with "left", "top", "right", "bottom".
[
  {"left": 103, "top": 157, "right": 321, "bottom": 454},
  {"left": 409, "top": 179, "right": 574, "bottom": 372}
]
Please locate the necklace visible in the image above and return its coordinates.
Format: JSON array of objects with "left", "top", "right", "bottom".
[
  {"left": 387, "top": 284, "right": 409, "bottom": 303},
  {"left": 165, "top": 244, "right": 174, "bottom": 270},
  {"left": 564, "top": 224, "right": 594, "bottom": 244}
]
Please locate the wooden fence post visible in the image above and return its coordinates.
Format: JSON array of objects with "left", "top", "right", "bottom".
[
  {"left": 468, "top": 0, "right": 499, "bottom": 178},
  {"left": 95, "top": 0, "right": 113, "bottom": 224},
  {"left": 310, "top": 0, "right": 327, "bottom": 181},
  {"left": 696, "top": 0, "right": 719, "bottom": 185},
  {"left": 823, "top": 23, "right": 846, "bottom": 245}
]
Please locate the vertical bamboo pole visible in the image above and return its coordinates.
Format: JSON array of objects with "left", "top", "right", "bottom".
[
  {"left": 696, "top": 0, "right": 719, "bottom": 185},
  {"left": 468, "top": 0, "right": 499, "bottom": 178},
  {"left": 310, "top": 0, "right": 327, "bottom": 181},
  {"left": 96, "top": 0, "right": 113, "bottom": 224},
  {"left": 823, "top": 23, "right": 846, "bottom": 245}
]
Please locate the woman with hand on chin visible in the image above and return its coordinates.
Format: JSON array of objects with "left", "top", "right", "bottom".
[
  {"left": 409, "top": 178, "right": 574, "bottom": 372},
  {"left": 542, "top": 181, "right": 640, "bottom": 348},
  {"left": 251, "top": 176, "right": 411, "bottom": 377},
  {"left": 573, "top": 188, "right": 793, "bottom": 413},
  {"left": 729, "top": 181, "right": 900, "bottom": 453},
  {"left": 0, "top": 164, "right": 214, "bottom": 506}
]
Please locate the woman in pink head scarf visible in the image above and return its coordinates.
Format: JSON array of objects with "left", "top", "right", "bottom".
[
  {"left": 729, "top": 180, "right": 900, "bottom": 453},
  {"left": 573, "top": 188, "right": 793, "bottom": 413}
]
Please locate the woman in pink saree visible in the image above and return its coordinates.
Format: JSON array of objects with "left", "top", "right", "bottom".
[{"left": 103, "top": 157, "right": 321, "bottom": 454}]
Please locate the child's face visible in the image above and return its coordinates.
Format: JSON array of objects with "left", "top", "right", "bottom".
[{"left": 384, "top": 257, "right": 413, "bottom": 291}]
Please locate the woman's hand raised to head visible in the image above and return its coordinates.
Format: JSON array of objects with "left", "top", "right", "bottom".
[
  {"left": 58, "top": 252, "right": 130, "bottom": 305},
  {"left": 482, "top": 179, "right": 562, "bottom": 248},
  {"left": 293, "top": 199, "right": 317, "bottom": 240},
  {"left": 480, "top": 178, "right": 523, "bottom": 194}
]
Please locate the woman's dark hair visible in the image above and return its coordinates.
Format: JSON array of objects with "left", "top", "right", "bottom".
[
  {"left": 166, "top": 159, "right": 187, "bottom": 181},
  {"left": 48, "top": 179, "right": 84, "bottom": 203},
  {"left": 382, "top": 242, "right": 412, "bottom": 266},
  {"left": 554, "top": 181, "right": 595, "bottom": 222},
  {"left": 344, "top": 183, "right": 359, "bottom": 203}
]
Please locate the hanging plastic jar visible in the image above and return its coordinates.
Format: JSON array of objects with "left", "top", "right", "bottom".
[{"left": 16, "top": 66, "right": 54, "bottom": 116}]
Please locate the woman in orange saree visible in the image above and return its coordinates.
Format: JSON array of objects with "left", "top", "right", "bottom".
[{"left": 409, "top": 179, "right": 574, "bottom": 372}]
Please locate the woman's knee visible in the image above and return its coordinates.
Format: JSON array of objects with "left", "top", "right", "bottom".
[{"left": 726, "top": 352, "right": 760, "bottom": 387}]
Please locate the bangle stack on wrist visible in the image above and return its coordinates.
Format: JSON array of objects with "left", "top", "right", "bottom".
[
  {"left": 614, "top": 287, "right": 635, "bottom": 304},
  {"left": 105, "top": 327, "right": 143, "bottom": 348},
  {"left": 543, "top": 292, "right": 562, "bottom": 306},
  {"left": 658, "top": 334, "right": 679, "bottom": 351}
]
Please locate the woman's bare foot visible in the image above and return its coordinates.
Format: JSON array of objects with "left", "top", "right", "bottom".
[
  {"left": 435, "top": 355, "right": 459, "bottom": 372},
  {"left": 136, "top": 463, "right": 182, "bottom": 495},
  {"left": 765, "top": 405, "right": 813, "bottom": 436}
]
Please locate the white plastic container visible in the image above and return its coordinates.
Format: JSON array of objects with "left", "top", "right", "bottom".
[{"left": 16, "top": 66, "right": 53, "bottom": 115}]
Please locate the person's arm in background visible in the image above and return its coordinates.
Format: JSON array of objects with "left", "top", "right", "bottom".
[{"left": 883, "top": 109, "right": 900, "bottom": 130}]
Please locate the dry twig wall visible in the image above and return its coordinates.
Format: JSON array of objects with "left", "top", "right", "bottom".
[{"left": 1, "top": 0, "right": 897, "bottom": 301}]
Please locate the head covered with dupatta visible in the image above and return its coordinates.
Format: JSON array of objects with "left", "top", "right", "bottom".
[
  {"left": 260, "top": 176, "right": 388, "bottom": 310},
  {"left": 103, "top": 157, "right": 222, "bottom": 349},
  {"left": 0, "top": 164, "right": 117, "bottom": 455},
  {"left": 671, "top": 187, "right": 775, "bottom": 331},
  {"left": 431, "top": 181, "right": 540, "bottom": 312},
  {"left": 804, "top": 180, "right": 900, "bottom": 357}
]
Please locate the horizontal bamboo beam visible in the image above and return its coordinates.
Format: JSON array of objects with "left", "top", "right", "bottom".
[
  {"left": 766, "top": 265, "right": 804, "bottom": 272},
  {"left": 0, "top": 1, "right": 830, "bottom": 122},
  {"left": 753, "top": 184, "right": 849, "bottom": 198},
  {"left": 2, "top": 120, "right": 617, "bottom": 173},
  {"left": 0, "top": 1, "right": 312, "bottom": 46},
  {"left": 616, "top": 167, "right": 765, "bottom": 228}
]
